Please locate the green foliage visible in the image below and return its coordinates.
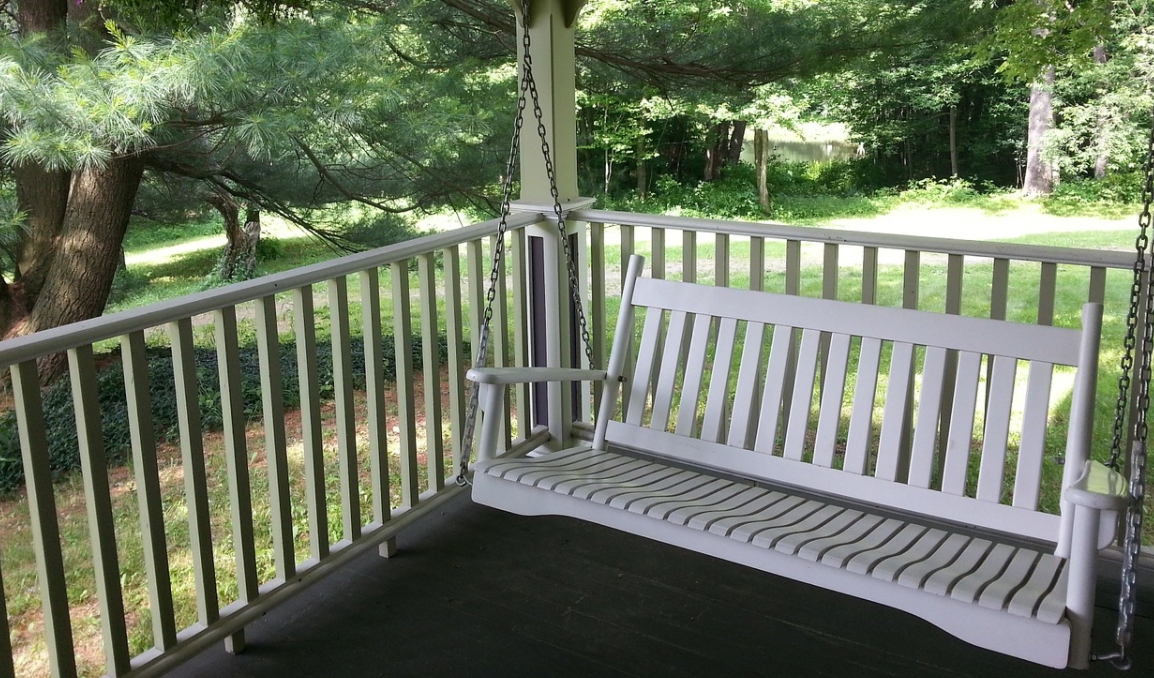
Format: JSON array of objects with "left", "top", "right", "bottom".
[
  {"left": 0, "top": 331, "right": 452, "bottom": 495},
  {"left": 1042, "top": 173, "right": 1145, "bottom": 218},
  {"left": 340, "top": 213, "right": 425, "bottom": 250}
]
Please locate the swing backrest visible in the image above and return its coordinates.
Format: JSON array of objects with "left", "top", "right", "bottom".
[{"left": 594, "top": 255, "right": 1102, "bottom": 547}]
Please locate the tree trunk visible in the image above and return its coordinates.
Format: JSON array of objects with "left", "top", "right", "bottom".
[
  {"left": 949, "top": 105, "right": 959, "bottom": 178},
  {"left": 705, "top": 121, "right": 731, "bottom": 181},
  {"left": 1093, "top": 46, "right": 1110, "bottom": 179},
  {"left": 12, "top": 165, "right": 71, "bottom": 309},
  {"left": 728, "top": 121, "right": 746, "bottom": 165},
  {"left": 754, "top": 128, "right": 770, "bottom": 213},
  {"left": 14, "top": 156, "right": 145, "bottom": 381},
  {"left": 636, "top": 136, "right": 647, "bottom": 199},
  {"left": 16, "top": 0, "right": 67, "bottom": 35},
  {"left": 1023, "top": 67, "right": 1056, "bottom": 196},
  {"left": 207, "top": 190, "right": 244, "bottom": 280}
]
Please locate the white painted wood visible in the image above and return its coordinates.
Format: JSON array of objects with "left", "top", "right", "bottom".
[
  {"left": 701, "top": 318, "right": 738, "bottom": 443},
  {"left": 391, "top": 263, "right": 421, "bottom": 507},
  {"left": 796, "top": 513, "right": 884, "bottom": 562},
  {"left": 255, "top": 296, "right": 294, "bottom": 579},
  {"left": 629, "top": 278, "right": 1083, "bottom": 365},
  {"left": 813, "top": 333, "right": 851, "bottom": 468},
  {"left": 329, "top": 277, "right": 362, "bottom": 540},
  {"left": 876, "top": 341, "right": 915, "bottom": 481},
  {"left": 772, "top": 508, "right": 863, "bottom": 555},
  {"left": 708, "top": 494, "right": 807, "bottom": 538},
  {"left": 685, "top": 488, "right": 782, "bottom": 531},
  {"left": 1038, "top": 262, "right": 1057, "bottom": 326},
  {"left": 607, "top": 411, "right": 1060, "bottom": 542},
  {"left": 664, "top": 484, "right": 753, "bottom": 524},
  {"left": 11, "top": 360, "right": 78, "bottom": 678},
  {"left": 752, "top": 324, "right": 794, "bottom": 454},
  {"left": 510, "top": 231, "right": 532, "bottom": 433},
  {"left": 652, "top": 310, "right": 688, "bottom": 431},
  {"left": 749, "top": 238, "right": 765, "bottom": 292},
  {"left": 941, "top": 351, "right": 982, "bottom": 496},
  {"left": 651, "top": 227, "right": 666, "bottom": 279},
  {"left": 213, "top": 308, "right": 260, "bottom": 608},
  {"left": 292, "top": 287, "right": 329, "bottom": 560},
  {"left": 590, "top": 222, "right": 607, "bottom": 405},
  {"left": 683, "top": 230, "right": 697, "bottom": 284},
  {"left": 1007, "top": 554, "right": 1065, "bottom": 619},
  {"left": 849, "top": 525, "right": 942, "bottom": 577},
  {"left": 122, "top": 330, "right": 178, "bottom": 650},
  {"left": 69, "top": 345, "right": 132, "bottom": 675},
  {"left": 625, "top": 307, "right": 663, "bottom": 426},
  {"left": 168, "top": 320, "right": 220, "bottom": 625},
  {"left": 468, "top": 259, "right": 1108, "bottom": 671},
  {"left": 921, "top": 538, "right": 994, "bottom": 596},
  {"left": 861, "top": 246, "right": 878, "bottom": 305},
  {"left": 360, "top": 268, "right": 392, "bottom": 525},
  {"left": 716, "top": 233, "right": 730, "bottom": 288},
  {"left": 820, "top": 517, "right": 905, "bottom": 569},
  {"left": 843, "top": 337, "right": 881, "bottom": 475},
  {"left": 418, "top": 254, "right": 446, "bottom": 491},
  {"left": 730, "top": 501, "right": 829, "bottom": 543},
  {"left": 783, "top": 329, "right": 822, "bottom": 461},
  {"left": 785, "top": 240, "right": 801, "bottom": 296},
  {"left": 725, "top": 322, "right": 765, "bottom": 449},
  {"left": 977, "top": 355, "right": 1017, "bottom": 503},
  {"left": 895, "top": 533, "right": 973, "bottom": 588},
  {"left": 471, "top": 468, "right": 1073, "bottom": 668},
  {"left": 978, "top": 548, "right": 1041, "bottom": 610},
  {"left": 903, "top": 250, "right": 921, "bottom": 310},
  {"left": 908, "top": 346, "right": 947, "bottom": 488},
  {"left": 675, "top": 315, "right": 714, "bottom": 436},
  {"left": 950, "top": 543, "right": 1016, "bottom": 603}
]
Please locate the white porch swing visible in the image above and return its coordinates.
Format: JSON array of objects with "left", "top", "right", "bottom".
[{"left": 459, "top": 0, "right": 1148, "bottom": 669}]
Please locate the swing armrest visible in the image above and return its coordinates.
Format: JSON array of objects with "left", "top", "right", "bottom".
[
  {"left": 1064, "top": 460, "right": 1128, "bottom": 551},
  {"left": 467, "top": 367, "right": 608, "bottom": 385},
  {"left": 1064, "top": 461, "right": 1128, "bottom": 511}
]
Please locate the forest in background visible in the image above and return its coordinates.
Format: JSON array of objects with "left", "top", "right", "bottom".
[{"left": 0, "top": 0, "right": 1151, "bottom": 356}]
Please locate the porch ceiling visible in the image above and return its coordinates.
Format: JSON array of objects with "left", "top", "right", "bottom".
[{"left": 166, "top": 492, "right": 1151, "bottom": 678}]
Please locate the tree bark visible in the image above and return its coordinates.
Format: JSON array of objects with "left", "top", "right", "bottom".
[
  {"left": 14, "top": 156, "right": 145, "bottom": 380},
  {"left": 636, "top": 136, "right": 647, "bottom": 199},
  {"left": 754, "top": 128, "right": 770, "bottom": 213},
  {"left": 949, "top": 105, "right": 959, "bottom": 178},
  {"left": 11, "top": 165, "right": 71, "bottom": 311},
  {"left": 16, "top": 0, "right": 67, "bottom": 35},
  {"left": 1023, "top": 66, "right": 1056, "bottom": 196},
  {"left": 728, "top": 121, "right": 746, "bottom": 165},
  {"left": 1093, "top": 45, "right": 1110, "bottom": 179}
]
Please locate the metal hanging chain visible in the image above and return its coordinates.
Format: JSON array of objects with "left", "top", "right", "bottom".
[
  {"left": 456, "top": 0, "right": 596, "bottom": 486},
  {"left": 1095, "top": 111, "right": 1154, "bottom": 671}
]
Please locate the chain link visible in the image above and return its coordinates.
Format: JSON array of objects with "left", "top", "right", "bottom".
[
  {"left": 457, "top": 0, "right": 596, "bottom": 486},
  {"left": 1097, "top": 107, "right": 1154, "bottom": 669}
]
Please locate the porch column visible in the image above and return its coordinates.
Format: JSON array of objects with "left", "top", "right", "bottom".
[{"left": 510, "top": 0, "right": 594, "bottom": 444}]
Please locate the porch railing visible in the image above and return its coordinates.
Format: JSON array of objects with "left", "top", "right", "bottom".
[
  {"left": 0, "top": 212, "right": 543, "bottom": 678},
  {"left": 0, "top": 206, "right": 1141, "bottom": 677}
]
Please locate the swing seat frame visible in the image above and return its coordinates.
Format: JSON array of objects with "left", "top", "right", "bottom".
[{"left": 469, "top": 255, "right": 1128, "bottom": 669}]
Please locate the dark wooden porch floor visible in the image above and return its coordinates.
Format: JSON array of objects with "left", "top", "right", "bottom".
[{"left": 169, "top": 491, "right": 1152, "bottom": 678}]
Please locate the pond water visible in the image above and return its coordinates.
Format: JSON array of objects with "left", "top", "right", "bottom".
[{"left": 740, "top": 139, "right": 861, "bottom": 164}]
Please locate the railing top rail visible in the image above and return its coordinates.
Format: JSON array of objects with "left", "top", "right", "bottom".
[
  {"left": 575, "top": 209, "right": 1137, "bottom": 270},
  {"left": 0, "top": 212, "right": 543, "bottom": 370}
]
